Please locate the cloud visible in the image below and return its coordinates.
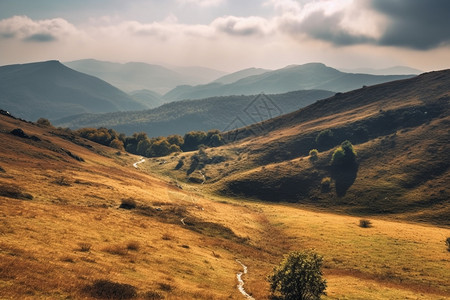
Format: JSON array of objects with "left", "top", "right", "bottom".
[
  {"left": 0, "top": 16, "right": 81, "bottom": 43},
  {"left": 370, "top": 0, "right": 450, "bottom": 49},
  {"left": 177, "top": 0, "right": 224, "bottom": 7},
  {"left": 212, "top": 16, "right": 273, "bottom": 36}
]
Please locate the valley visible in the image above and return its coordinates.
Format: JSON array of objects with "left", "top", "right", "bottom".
[{"left": 1, "top": 66, "right": 449, "bottom": 299}]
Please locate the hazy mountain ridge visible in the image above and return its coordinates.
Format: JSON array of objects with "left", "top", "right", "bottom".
[
  {"left": 54, "top": 89, "right": 335, "bottom": 136},
  {"left": 0, "top": 60, "right": 147, "bottom": 121},
  {"left": 65, "top": 59, "right": 226, "bottom": 94},
  {"left": 164, "top": 63, "right": 414, "bottom": 101}
]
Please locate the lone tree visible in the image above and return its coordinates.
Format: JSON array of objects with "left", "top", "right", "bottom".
[
  {"left": 331, "top": 140, "right": 357, "bottom": 168},
  {"left": 268, "top": 251, "right": 327, "bottom": 300}
]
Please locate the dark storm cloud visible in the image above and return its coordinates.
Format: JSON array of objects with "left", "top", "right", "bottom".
[
  {"left": 24, "top": 33, "right": 57, "bottom": 42},
  {"left": 371, "top": 0, "right": 450, "bottom": 49},
  {"left": 298, "top": 11, "right": 375, "bottom": 46}
]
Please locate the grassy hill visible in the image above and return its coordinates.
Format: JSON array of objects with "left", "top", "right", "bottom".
[
  {"left": 0, "top": 61, "right": 148, "bottom": 121},
  {"left": 54, "top": 89, "right": 334, "bottom": 136},
  {"left": 1, "top": 104, "right": 449, "bottom": 299},
  {"left": 164, "top": 63, "right": 413, "bottom": 101},
  {"left": 149, "top": 70, "right": 450, "bottom": 226}
]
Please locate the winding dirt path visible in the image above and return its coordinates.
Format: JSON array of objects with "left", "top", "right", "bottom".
[
  {"left": 236, "top": 259, "right": 255, "bottom": 299},
  {"left": 133, "top": 157, "right": 145, "bottom": 168}
]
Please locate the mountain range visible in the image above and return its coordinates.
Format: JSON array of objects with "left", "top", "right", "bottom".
[
  {"left": 0, "top": 60, "right": 147, "bottom": 121},
  {"left": 65, "top": 59, "right": 226, "bottom": 94},
  {"left": 163, "top": 63, "right": 414, "bottom": 101}
]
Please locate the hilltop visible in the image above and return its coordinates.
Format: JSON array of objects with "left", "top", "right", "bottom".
[{"left": 0, "top": 61, "right": 147, "bottom": 121}]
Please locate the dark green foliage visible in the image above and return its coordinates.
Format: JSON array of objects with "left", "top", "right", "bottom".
[
  {"left": 331, "top": 140, "right": 357, "bottom": 168},
  {"left": 320, "top": 177, "right": 331, "bottom": 192},
  {"left": 83, "top": 279, "right": 137, "bottom": 299},
  {"left": 175, "top": 158, "right": 184, "bottom": 170},
  {"left": 352, "top": 126, "right": 369, "bottom": 143},
  {"left": 268, "top": 251, "right": 327, "bottom": 300},
  {"left": 182, "top": 131, "right": 207, "bottom": 151},
  {"left": 315, "top": 129, "right": 335, "bottom": 149}
]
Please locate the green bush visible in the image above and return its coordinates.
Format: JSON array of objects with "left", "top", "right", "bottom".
[
  {"left": 320, "top": 177, "right": 331, "bottom": 192},
  {"left": 331, "top": 140, "right": 357, "bottom": 168},
  {"left": 315, "top": 129, "right": 334, "bottom": 149},
  {"left": 309, "top": 149, "right": 319, "bottom": 161},
  {"left": 268, "top": 251, "right": 327, "bottom": 300}
]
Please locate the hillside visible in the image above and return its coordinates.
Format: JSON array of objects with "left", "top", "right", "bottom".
[
  {"left": 212, "top": 68, "right": 270, "bottom": 85},
  {"left": 149, "top": 70, "right": 450, "bottom": 226},
  {"left": 54, "top": 90, "right": 335, "bottom": 136},
  {"left": 65, "top": 59, "right": 226, "bottom": 94},
  {"left": 1, "top": 105, "right": 449, "bottom": 299},
  {"left": 164, "top": 63, "right": 413, "bottom": 101},
  {"left": 0, "top": 61, "right": 147, "bottom": 121}
]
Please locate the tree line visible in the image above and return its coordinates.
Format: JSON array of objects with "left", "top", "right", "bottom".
[{"left": 75, "top": 127, "right": 225, "bottom": 157}]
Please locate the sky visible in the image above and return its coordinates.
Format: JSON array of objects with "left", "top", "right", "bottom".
[{"left": 0, "top": 0, "right": 449, "bottom": 72}]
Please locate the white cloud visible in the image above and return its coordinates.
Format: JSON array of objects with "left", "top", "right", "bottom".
[
  {"left": 212, "top": 16, "right": 273, "bottom": 36},
  {"left": 177, "top": 0, "right": 224, "bottom": 7}
]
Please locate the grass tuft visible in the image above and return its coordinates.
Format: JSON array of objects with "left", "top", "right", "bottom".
[{"left": 359, "top": 219, "right": 373, "bottom": 228}]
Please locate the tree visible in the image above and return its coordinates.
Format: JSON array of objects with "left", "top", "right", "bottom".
[
  {"left": 182, "top": 131, "right": 207, "bottom": 151},
  {"left": 36, "top": 118, "right": 52, "bottom": 127},
  {"left": 315, "top": 129, "right": 334, "bottom": 149},
  {"left": 268, "top": 251, "right": 327, "bottom": 300},
  {"left": 331, "top": 140, "right": 357, "bottom": 168}
]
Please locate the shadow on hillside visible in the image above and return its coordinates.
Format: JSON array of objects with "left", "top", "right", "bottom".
[{"left": 332, "top": 164, "right": 359, "bottom": 197}]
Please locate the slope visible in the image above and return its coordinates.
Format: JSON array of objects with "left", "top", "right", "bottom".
[
  {"left": 154, "top": 70, "right": 450, "bottom": 225},
  {"left": 0, "top": 61, "right": 147, "bottom": 121},
  {"left": 54, "top": 89, "right": 335, "bottom": 136},
  {"left": 164, "top": 63, "right": 413, "bottom": 101},
  {"left": 1, "top": 111, "right": 449, "bottom": 299}
]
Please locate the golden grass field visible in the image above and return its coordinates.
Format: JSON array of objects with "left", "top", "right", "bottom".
[{"left": 1, "top": 113, "right": 449, "bottom": 299}]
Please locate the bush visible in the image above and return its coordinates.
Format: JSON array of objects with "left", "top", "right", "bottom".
[
  {"left": 446, "top": 237, "right": 450, "bottom": 252},
  {"left": 359, "top": 219, "right": 372, "bottom": 228},
  {"left": 309, "top": 149, "right": 319, "bottom": 161},
  {"left": 268, "top": 251, "right": 327, "bottom": 300},
  {"left": 315, "top": 129, "right": 334, "bottom": 149},
  {"left": 320, "top": 177, "right": 331, "bottom": 192},
  {"left": 331, "top": 140, "right": 357, "bottom": 168},
  {"left": 78, "top": 242, "right": 92, "bottom": 252},
  {"left": 36, "top": 118, "right": 52, "bottom": 127},
  {"left": 126, "top": 241, "right": 140, "bottom": 251},
  {"left": 144, "top": 291, "right": 164, "bottom": 299},
  {"left": 119, "top": 198, "right": 137, "bottom": 209},
  {"left": 83, "top": 279, "right": 137, "bottom": 299}
]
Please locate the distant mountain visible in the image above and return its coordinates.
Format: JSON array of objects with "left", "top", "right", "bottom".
[
  {"left": 0, "top": 60, "right": 147, "bottom": 121},
  {"left": 340, "top": 66, "right": 423, "bottom": 75},
  {"left": 212, "top": 67, "right": 270, "bottom": 85},
  {"left": 54, "top": 89, "right": 334, "bottom": 136},
  {"left": 130, "top": 89, "right": 165, "bottom": 109},
  {"left": 65, "top": 59, "right": 226, "bottom": 94},
  {"left": 164, "top": 63, "right": 414, "bottom": 101}
]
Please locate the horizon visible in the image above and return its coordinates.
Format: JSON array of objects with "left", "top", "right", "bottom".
[{"left": 1, "top": 0, "right": 449, "bottom": 72}]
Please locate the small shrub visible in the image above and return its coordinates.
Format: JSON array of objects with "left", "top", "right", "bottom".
[
  {"left": 446, "top": 237, "right": 450, "bottom": 252},
  {"left": 120, "top": 198, "right": 137, "bottom": 209},
  {"left": 103, "top": 244, "right": 128, "bottom": 256},
  {"left": 359, "top": 219, "right": 372, "bottom": 228},
  {"left": 53, "top": 176, "right": 71, "bottom": 186},
  {"left": 126, "top": 241, "right": 140, "bottom": 251},
  {"left": 180, "top": 244, "right": 190, "bottom": 249},
  {"left": 36, "top": 118, "right": 52, "bottom": 127},
  {"left": 174, "top": 159, "right": 184, "bottom": 170},
  {"left": 309, "top": 149, "right": 319, "bottom": 161},
  {"left": 78, "top": 242, "right": 92, "bottom": 252},
  {"left": 144, "top": 291, "right": 164, "bottom": 299},
  {"left": 321, "top": 177, "right": 331, "bottom": 192},
  {"left": 161, "top": 233, "right": 173, "bottom": 241},
  {"left": 0, "top": 184, "right": 33, "bottom": 200},
  {"left": 158, "top": 283, "right": 174, "bottom": 292},
  {"left": 0, "top": 166, "right": 5, "bottom": 173},
  {"left": 83, "top": 279, "right": 137, "bottom": 299}
]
